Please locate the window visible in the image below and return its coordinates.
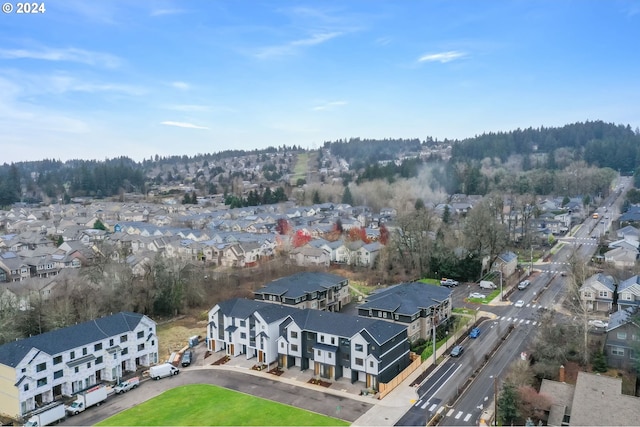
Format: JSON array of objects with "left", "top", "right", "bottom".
[
  {"left": 240, "top": 320, "right": 246, "bottom": 327},
  {"left": 53, "top": 370, "right": 63, "bottom": 379},
  {"left": 94, "top": 343, "right": 102, "bottom": 351},
  {"left": 291, "top": 344, "right": 298, "bottom": 352},
  {"left": 70, "top": 351, "right": 75, "bottom": 360},
  {"left": 96, "top": 356, "right": 103, "bottom": 364},
  {"left": 370, "top": 361, "right": 374, "bottom": 368},
  {"left": 394, "top": 314, "right": 399, "bottom": 320},
  {"left": 631, "top": 350, "right": 639, "bottom": 361},
  {"left": 583, "top": 292, "right": 593, "bottom": 298},
  {"left": 320, "top": 335, "right": 325, "bottom": 343},
  {"left": 109, "top": 339, "right": 114, "bottom": 346},
  {"left": 355, "top": 344, "right": 363, "bottom": 352},
  {"left": 86, "top": 362, "right": 91, "bottom": 368},
  {"left": 37, "top": 378, "right": 47, "bottom": 387},
  {"left": 82, "top": 347, "right": 87, "bottom": 356},
  {"left": 355, "top": 358, "right": 364, "bottom": 366},
  {"left": 36, "top": 362, "right": 47, "bottom": 372},
  {"left": 378, "top": 311, "right": 382, "bottom": 318},
  {"left": 138, "top": 343, "right": 145, "bottom": 351},
  {"left": 152, "top": 340, "right": 155, "bottom": 346},
  {"left": 137, "top": 331, "right": 144, "bottom": 339},
  {"left": 328, "top": 353, "right": 332, "bottom": 359},
  {"left": 75, "top": 367, "right": 79, "bottom": 373},
  {"left": 53, "top": 355, "right": 62, "bottom": 365},
  {"left": 121, "top": 348, "right": 128, "bottom": 355},
  {"left": 21, "top": 367, "right": 26, "bottom": 373},
  {"left": 240, "top": 333, "right": 246, "bottom": 339},
  {"left": 331, "top": 337, "right": 335, "bottom": 345},
  {"left": 24, "top": 384, "right": 29, "bottom": 391},
  {"left": 612, "top": 347, "right": 624, "bottom": 356},
  {"left": 280, "top": 342, "right": 284, "bottom": 348},
  {"left": 599, "top": 291, "right": 608, "bottom": 298},
  {"left": 317, "top": 350, "right": 321, "bottom": 356},
  {"left": 120, "top": 335, "right": 128, "bottom": 343},
  {"left": 291, "top": 331, "right": 298, "bottom": 339},
  {"left": 617, "top": 332, "right": 627, "bottom": 340}
]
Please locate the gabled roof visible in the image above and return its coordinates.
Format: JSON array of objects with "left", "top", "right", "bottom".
[
  {"left": 359, "top": 282, "right": 451, "bottom": 316},
  {"left": 617, "top": 276, "right": 640, "bottom": 295},
  {"left": 286, "top": 309, "right": 406, "bottom": 345},
  {"left": 497, "top": 251, "right": 517, "bottom": 263},
  {"left": 254, "top": 272, "right": 347, "bottom": 299},
  {"left": 581, "top": 273, "right": 616, "bottom": 292},
  {"left": 0, "top": 312, "right": 149, "bottom": 368},
  {"left": 216, "top": 298, "right": 299, "bottom": 323},
  {"left": 607, "top": 306, "right": 639, "bottom": 331}
]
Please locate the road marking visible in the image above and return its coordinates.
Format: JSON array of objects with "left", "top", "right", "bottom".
[
  {"left": 526, "top": 303, "right": 531, "bottom": 307},
  {"left": 513, "top": 318, "right": 518, "bottom": 322},
  {"left": 500, "top": 316, "right": 506, "bottom": 320},
  {"left": 429, "top": 403, "right": 438, "bottom": 412},
  {"left": 421, "top": 401, "right": 428, "bottom": 409},
  {"left": 526, "top": 320, "right": 531, "bottom": 324},
  {"left": 507, "top": 317, "right": 512, "bottom": 321},
  {"left": 464, "top": 413, "right": 472, "bottom": 422},
  {"left": 519, "top": 319, "right": 524, "bottom": 323},
  {"left": 446, "top": 408, "right": 454, "bottom": 417},
  {"left": 437, "top": 407, "right": 445, "bottom": 414},
  {"left": 532, "top": 321, "right": 537, "bottom": 325},
  {"left": 415, "top": 399, "right": 422, "bottom": 407},
  {"left": 455, "top": 411, "right": 463, "bottom": 419}
]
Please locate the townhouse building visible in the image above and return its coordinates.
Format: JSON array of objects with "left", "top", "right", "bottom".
[
  {"left": 357, "top": 282, "right": 452, "bottom": 343},
  {"left": 0, "top": 312, "right": 158, "bottom": 419},
  {"left": 579, "top": 273, "right": 616, "bottom": 312},
  {"left": 254, "top": 271, "right": 350, "bottom": 312}
]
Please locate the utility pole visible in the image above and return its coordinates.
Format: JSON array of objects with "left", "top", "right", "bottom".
[{"left": 432, "top": 308, "right": 438, "bottom": 365}]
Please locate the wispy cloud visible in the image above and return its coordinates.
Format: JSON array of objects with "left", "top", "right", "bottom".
[
  {"left": 161, "top": 121, "right": 209, "bottom": 130},
  {"left": 171, "top": 81, "right": 190, "bottom": 90},
  {"left": 151, "top": 8, "right": 186, "bottom": 17},
  {"left": 0, "top": 47, "right": 122, "bottom": 68},
  {"left": 164, "top": 104, "right": 211, "bottom": 112},
  {"left": 418, "top": 50, "right": 467, "bottom": 63},
  {"left": 255, "top": 32, "right": 342, "bottom": 59},
  {"left": 313, "top": 100, "right": 348, "bottom": 111}
]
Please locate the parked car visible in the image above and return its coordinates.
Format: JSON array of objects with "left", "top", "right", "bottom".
[
  {"left": 514, "top": 300, "right": 525, "bottom": 308},
  {"left": 181, "top": 350, "right": 193, "bottom": 367},
  {"left": 517, "top": 280, "right": 531, "bottom": 290},
  {"left": 588, "top": 319, "right": 608, "bottom": 329},
  {"left": 450, "top": 345, "right": 464, "bottom": 357},
  {"left": 440, "top": 278, "right": 459, "bottom": 287},
  {"left": 469, "top": 292, "right": 486, "bottom": 299},
  {"left": 469, "top": 327, "right": 481, "bottom": 338}
]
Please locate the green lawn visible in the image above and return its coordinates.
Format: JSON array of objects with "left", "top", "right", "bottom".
[
  {"left": 290, "top": 153, "right": 309, "bottom": 185},
  {"left": 97, "top": 384, "right": 348, "bottom": 426}
]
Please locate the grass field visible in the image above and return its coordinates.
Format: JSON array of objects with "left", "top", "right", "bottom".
[
  {"left": 290, "top": 152, "right": 309, "bottom": 185},
  {"left": 97, "top": 384, "right": 349, "bottom": 426}
]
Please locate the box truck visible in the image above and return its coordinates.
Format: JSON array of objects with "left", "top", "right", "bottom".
[
  {"left": 149, "top": 362, "right": 180, "bottom": 380},
  {"left": 65, "top": 385, "right": 108, "bottom": 416},
  {"left": 479, "top": 280, "right": 497, "bottom": 290},
  {"left": 24, "top": 403, "right": 65, "bottom": 427},
  {"left": 114, "top": 376, "right": 140, "bottom": 394}
]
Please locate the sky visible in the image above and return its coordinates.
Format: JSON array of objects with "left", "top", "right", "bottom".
[{"left": 1, "top": 0, "right": 639, "bottom": 163}]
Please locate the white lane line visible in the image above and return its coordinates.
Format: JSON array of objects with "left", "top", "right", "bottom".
[
  {"left": 421, "top": 401, "right": 428, "bottom": 409},
  {"left": 526, "top": 320, "right": 531, "bottom": 324},
  {"left": 429, "top": 403, "right": 438, "bottom": 412},
  {"left": 437, "top": 407, "right": 444, "bottom": 414},
  {"left": 455, "top": 411, "right": 463, "bottom": 419},
  {"left": 446, "top": 408, "right": 454, "bottom": 417},
  {"left": 464, "top": 413, "right": 472, "bottom": 422}
]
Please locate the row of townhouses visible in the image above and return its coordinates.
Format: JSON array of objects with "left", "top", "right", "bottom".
[{"left": 0, "top": 312, "right": 158, "bottom": 420}]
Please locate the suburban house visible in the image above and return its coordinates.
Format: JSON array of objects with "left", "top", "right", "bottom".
[
  {"left": 357, "top": 282, "right": 452, "bottom": 343},
  {"left": 276, "top": 308, "right": 410, "bottom": 390},
  {"left": 604, "top": 246, "right": 639, "bottom": 268},
  {"left": 288, "top": 245, "right": 330, "bottom": 267},
  {"left": 579, "top": 273, "right": 616, "bottom": 313},
  {"left": 492, "top": 251, "right": 518, "bottom": 278},
  {"left": 616, "top": 275, "right": 640, "bottom": 311},
  {"left": 604, "top": 307, "right": 640, "bottom": 370},
  {"left": 617, "top": 225, "right": 640, "bottom": 242},
  {"left": 540, "top": 371, "right": 640, "bottom": 426},
  {"left": 254, "top": 272, "right": 351, "bottom": 312},
  {"left": 0, "top": 312, "right": 158, "bottom": 420}
]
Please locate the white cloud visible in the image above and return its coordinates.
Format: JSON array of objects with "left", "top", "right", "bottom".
[
  {"left": 313, "top": 100, "right": 348, "bottom": 111},
  {"left": 164, "top": 104, "right": 211, "bottom": 112},
  {"left": 161, "top": 121, "right": 209, "bottom": 130},
  {"left": 0, "top": 47, "right": 122, "bottom": 68},
  {"left": 255, "top": 32, "right": 342, "bottom": 59},
  {"left": 418, "top": 50, "right": 467, "bottom": 63},
  {"left": 171, "top": 81, "right": 190, "bottom": 90},
  {"left": 151, "top": 8, "right": 186, "bottom": 17}
]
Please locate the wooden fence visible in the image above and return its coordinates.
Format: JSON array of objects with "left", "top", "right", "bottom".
[{"left": 377, "top": 352, "right": 421, "bottom": 399}]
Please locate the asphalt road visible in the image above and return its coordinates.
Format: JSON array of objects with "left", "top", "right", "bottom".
[{"left": 60, "top": 369, "right": 373, "bottom": 426}]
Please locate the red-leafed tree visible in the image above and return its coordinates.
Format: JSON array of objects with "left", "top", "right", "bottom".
[
  {"left": 379, "top": 223, "right": 389, "bottom": 245},
  {"left": 517, "top": 385, "right": 552, "bottom": 424},
  {"left": 347, "top": 227, "right": 369, "bottom": 243},
  {"left": 276, "top": 218, "right": 290, "bottom": 235},
  {"left": 292, "top": 230, "right": 312, "bottom": 247}
]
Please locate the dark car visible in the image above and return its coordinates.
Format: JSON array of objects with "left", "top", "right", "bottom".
[
  {"left": 450, "top": 345, "right": 464, "bottom": 357},
  {"left": 181, "top": 350, "right": 193, "bottom": 367},
  {"left": 469, "top": 327, "right": 481, "bottom": 338}
]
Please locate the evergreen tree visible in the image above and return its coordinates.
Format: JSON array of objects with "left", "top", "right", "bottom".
[
  {"left": 312, "top": 190, "right": 321, "bottom": 204},
  {"left": 93, "top": 219, "right": 107, "bottom": 230},
  {"left": 415, "top": 198, "right": 425, "bottom": 210},
  {"left": 498, "top": 381, "right": 520, "bottom": 426},
  {"left": 442, "top": 205, "right": 451, "bottom": 224},
  {"left": 342, "top": 186, "right": 354, "bottom": 205}
]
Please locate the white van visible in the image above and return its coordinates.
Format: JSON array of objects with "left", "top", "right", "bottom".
[
  {"left": 479, "top": 280, "right": 497, "bottom": 290},
  {"left": 149, "top": 363, "right": 179, "bottom": 380}
]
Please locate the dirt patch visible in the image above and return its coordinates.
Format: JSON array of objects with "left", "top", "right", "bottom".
[
  {"left": 212, "top": 355, "right": 230, "bottom": 365},
  {"left": 268, "top": 367, "right": 284, "bottom": 376},
  {"left": 156, "top": 314, "right": 207, "bottom": 361},
  {"left": 308, "top": 378, "right": 331, "bottom": 387}
]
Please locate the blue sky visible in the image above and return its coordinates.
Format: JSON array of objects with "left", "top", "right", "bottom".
[{"left": 1, "top": 0, "right": 639, "bottom": 163}]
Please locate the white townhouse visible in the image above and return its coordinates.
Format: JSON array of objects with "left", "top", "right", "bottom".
[
  {"left": 0, "top": 312, "right": 158, "bottom": 420},
  {"left": 207, "top": 298, "right": 299, "bottom": 366}
]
